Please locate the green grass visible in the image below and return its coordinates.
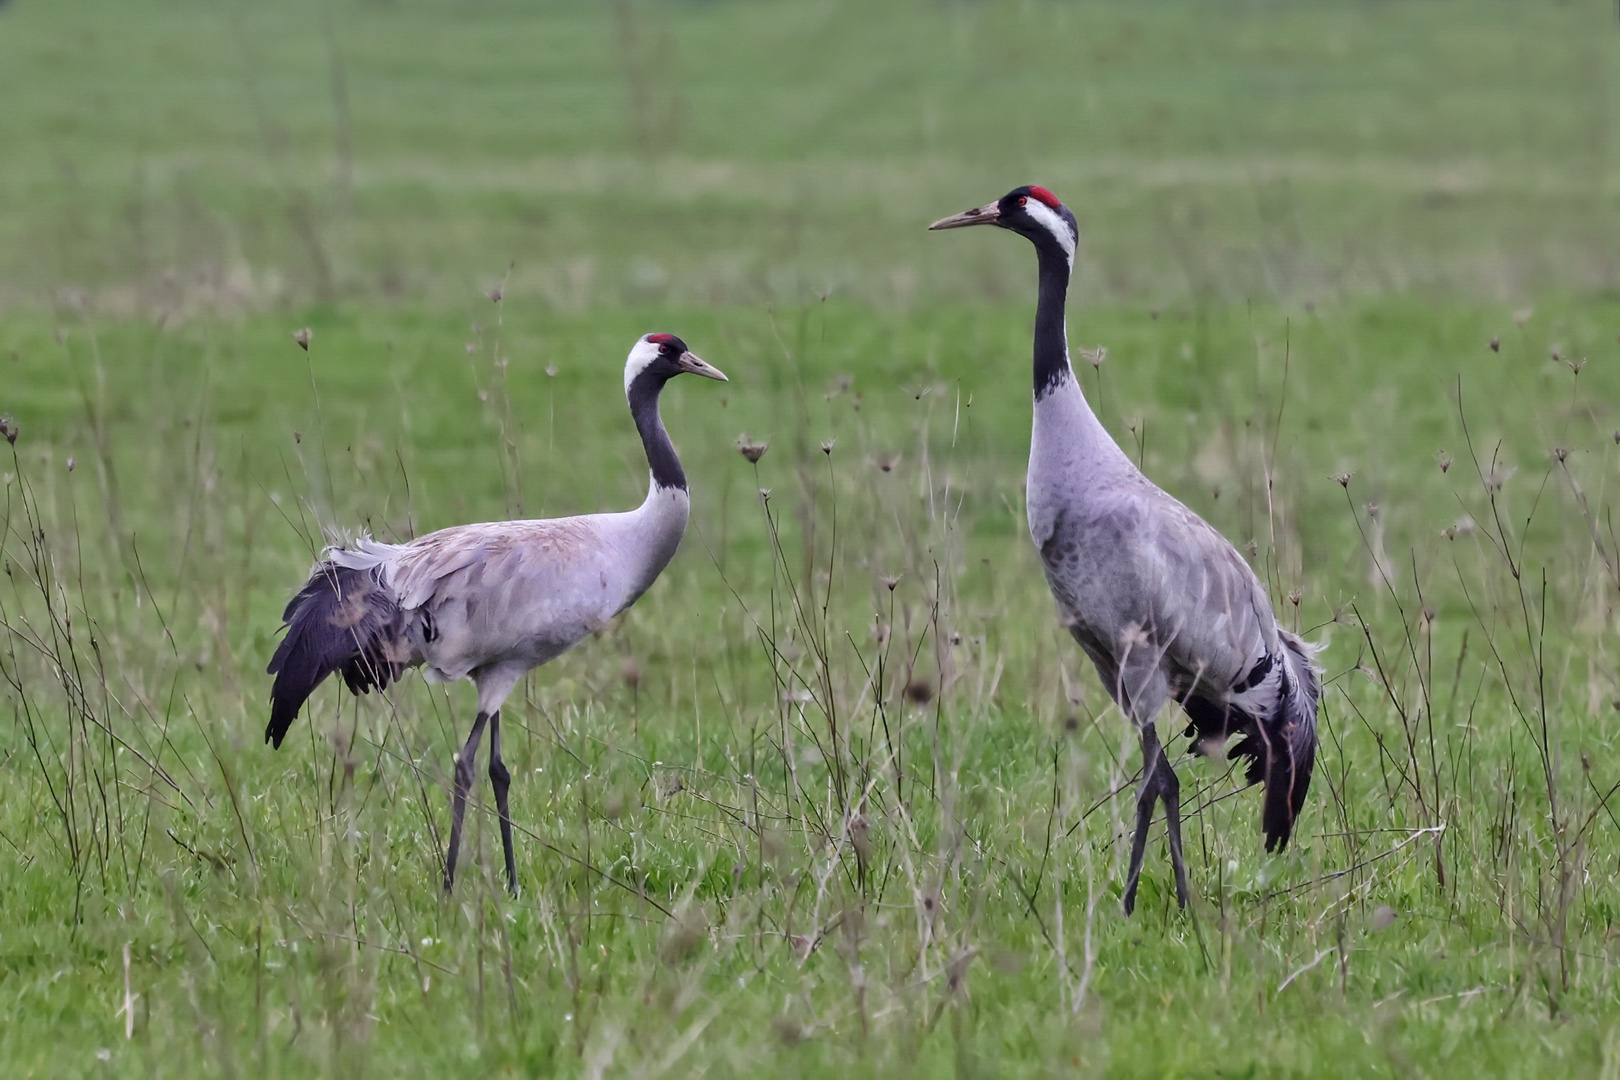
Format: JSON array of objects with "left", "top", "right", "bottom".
[{"left": 3, "top": 1, "right": 1620, "bottom": 1077}]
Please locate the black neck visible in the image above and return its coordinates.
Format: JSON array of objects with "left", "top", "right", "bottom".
[
  {"left": 1032, "top": 242, "right": 1073, "bottom": 402},
  {"left": 627, "top": 371, "right": 686, "bottom": 491}
]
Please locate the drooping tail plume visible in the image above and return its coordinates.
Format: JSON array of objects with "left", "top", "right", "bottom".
[
  {"left": 1237, "top": 631, "right": 1320, "bottom": 851},
  {"left": 1181, "top": 631, "right": 1321, "bottom": 852},
  {"left": 265, "top": 561, "right": 410, "bottom": 748}
]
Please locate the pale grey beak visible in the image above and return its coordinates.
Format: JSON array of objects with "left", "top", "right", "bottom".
[
  {"left": 677, "top": 351, "right": 728, "bottom": 382},
  {"left": 928, "top": 201, "right": 1002, "bottom": 230}
]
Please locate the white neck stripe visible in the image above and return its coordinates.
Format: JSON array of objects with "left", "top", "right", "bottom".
[
  {"left": 624, "top": 339, "right": 661, "bottom": 397},
  {"left": 1023, "top": 200, "right": 1076, "bottom": 265}
]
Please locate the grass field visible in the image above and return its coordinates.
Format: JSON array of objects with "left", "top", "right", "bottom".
[{"left": 3, "top": 1, "right": 1620, "bottom": 1076}]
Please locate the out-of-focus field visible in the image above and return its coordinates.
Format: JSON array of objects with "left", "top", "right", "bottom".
[{"left": 2, "top": 2, "right": 1619, "bottom": 1076}]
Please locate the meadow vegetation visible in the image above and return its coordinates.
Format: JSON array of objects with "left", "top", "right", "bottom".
[{"left": 2, "top": 1, "right": 1619, "bottom": 1075}]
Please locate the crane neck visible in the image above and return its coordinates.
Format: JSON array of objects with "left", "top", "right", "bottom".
[
  {"left": 626, "top": 372, "right": 686, "bottom": 493},
  {"left": 1032, "top": 244, "right": 1074, "bottom": 402}
]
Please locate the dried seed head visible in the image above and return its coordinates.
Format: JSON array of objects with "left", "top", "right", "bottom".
[
  {"left": 758, "top": 487, "right": 771, "bottom": 501},
  {"left": 1287, "top": 588, "right": 1302, "bottom": 606},
  {"left": 1569, "top": 358, "right": 1588, "bottom": 375},
  {"left": 1365, "top": 501, "right": 1380, "bottom": 520},
  {"left": 904, "top": 678, "right": 935, "bottom": 706},
  {"left": 1488, "top": 335, "right": 1500, "bottom": 352},
  {"left": 65, "top": 456, "right": 75, "bottom": 472},
  {"left": 1079, "top": 345, "right": 1107, "bottom": 368},
  {"left": 848, "top": 814, "right": 874, "bottom": 861},
  {"left": 880, "top": 574, "right": 900, "bottom": 591},
  {"left": 545, "top": 364, "right": 559, "bottom": 378},
  {"left": 1332, "top": 472, "right": 1351, "bottom": 488},
  {"left": 1243, "top": 538, "right": 1258, "bottom": 558},
  {"left": 874, "top": 454, "right": 897, "bottom": 473},
  {"left": 1552, "top": 446, "right": 1569, "bottom": 463},
  {"left": 293, "top": 430, "right": 302, "bottom": 444},
  {"left": 736, "top": 435, "right": 768, "bottom": 463},
  {"left": 485, "top": 285, "right": 503, "bottom": 303},
  {"left": 1437, "top": 451, "right": 1452, "bottom": 473},
  {"left": 820, "top": 438, "right": 835, "bottom": 455},
  {"left": 655, "top": 770, "right": 684, "bottom": 800},
  {"left": 0, "top": 416, "right": 16, "bottom": 445},
  {"left": 1512, "top": 306, "right": 1533, "bottom": 327},
  {"left": 292, "top": 327, "right": 312, "bottom": 350},
  {"left": 659, "top": 908, "right": 704, "bottom": 964}
]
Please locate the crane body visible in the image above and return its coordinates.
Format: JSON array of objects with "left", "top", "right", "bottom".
[
  {"left": 266, "top": 334, "right": 725, "bottom": 893},
  {"left": 932, "top": 188, "right": 1320, "bottom": 914}
]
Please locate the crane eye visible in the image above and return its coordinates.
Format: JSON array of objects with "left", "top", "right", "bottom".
[{"left": 1017, "top": 197, "right": 1028, "bottom": 206}]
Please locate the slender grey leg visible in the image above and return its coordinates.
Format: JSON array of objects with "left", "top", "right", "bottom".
[
  {"left": 1122, "top": 726, "right": 1161, "bottom": 916},
  {"left": 1160, "top": 754, "right": 1190, "bottom": 909},
  {"left": 444, "top": 710, "right": 491, "bottom": 893},
  {"left": 1122, "top": 725, "right": 1191, "bottom": 915},
  {"left": 487, "top": 710, "right": 518, "bottom": 895}
]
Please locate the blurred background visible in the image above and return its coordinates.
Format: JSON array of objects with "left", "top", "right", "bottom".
[{"left": 1, "top": 0, "right": 1614, "bottom": 316}]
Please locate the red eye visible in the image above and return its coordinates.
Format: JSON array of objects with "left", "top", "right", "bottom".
[{"left": 1017, "top": 197, "right": 1028, "bottom": 206}]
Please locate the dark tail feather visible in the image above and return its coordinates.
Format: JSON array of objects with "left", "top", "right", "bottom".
[
  {"left": 1187, "top": 632, "right": 1321, "bottom": 852},
  {"left": 265, "top": 562, "right": 408, "bottom": 748},
  {"left": 1231, "top": 632, "right": 1321, "bottom": 851}
]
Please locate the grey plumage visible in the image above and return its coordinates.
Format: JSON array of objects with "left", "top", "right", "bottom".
[
  {"left": 932, "top": 186, "right": 1320, "bottom": 914},
  {"left": 266, "top": 333, "right": 726, "bottom": 893}
]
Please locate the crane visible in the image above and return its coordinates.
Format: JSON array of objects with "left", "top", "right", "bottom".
[
  {"left": 266, "top": 333, "right": 727, "bottom": 894},
  {"left": 931, "top": 187, "right": 1320, "bottom": 914}
]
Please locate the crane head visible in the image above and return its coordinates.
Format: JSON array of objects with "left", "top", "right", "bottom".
[
  {"left": 928, "top": 185, "right": 1079, "bottom": 265},
  {"left": 625, "top": 333, "right": 728, "bottom": 397}
]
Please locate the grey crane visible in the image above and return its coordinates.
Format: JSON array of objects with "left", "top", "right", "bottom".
[
  {"left": 931, "top": 187, "right": 1320, "bottom": 914},
  {"left": 266, "top": 333, "right": 727, "bottom": 894}
]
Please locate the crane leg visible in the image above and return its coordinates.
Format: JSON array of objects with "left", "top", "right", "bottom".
[
  {"left": 1160, "top": 749, "right": 1191, "bottom": 910},
  {"left": 487, "top": 710, "right": 518, "bottom": 896},
  {"left": 1122, "top": 725, "right": 1191, "bottom": 915},
  {"left": 443, "top": 710, "right": 492, "bottom": 893}
]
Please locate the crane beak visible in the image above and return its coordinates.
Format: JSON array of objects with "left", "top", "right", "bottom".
[
  {"left": 677, "top": 352, "right": 728, "bottom": 382},
  {"left": 928, "top": 202, "right": 1001, "bottom": 230}
]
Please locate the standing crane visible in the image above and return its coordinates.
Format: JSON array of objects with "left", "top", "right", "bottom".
[
  {"left": 266, "top": 333, "right": 727, "bottom": 894},
  {"left": 930, "top": 188, "right": 1320, "bottom": 914}
]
